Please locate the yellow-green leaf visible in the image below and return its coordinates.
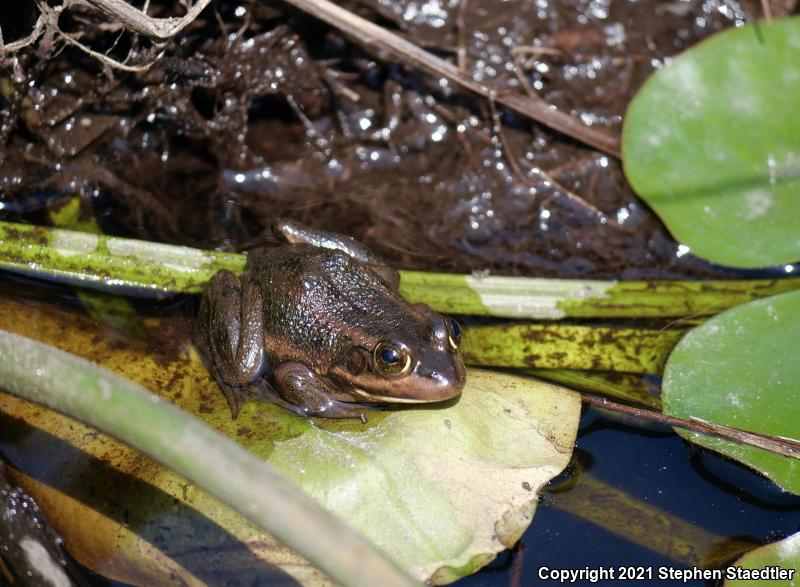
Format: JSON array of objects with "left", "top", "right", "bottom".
[{"left": 0, "top": 297, "right": 580, "bottom": 584}]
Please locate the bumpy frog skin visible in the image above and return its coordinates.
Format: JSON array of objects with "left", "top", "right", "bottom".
[{"left": 195, "top": 219, "right": 466, "bottom": 419}]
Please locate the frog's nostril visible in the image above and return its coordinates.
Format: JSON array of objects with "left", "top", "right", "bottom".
[{"left": 429, "top": 371, "right": 452, "bottom": 387}]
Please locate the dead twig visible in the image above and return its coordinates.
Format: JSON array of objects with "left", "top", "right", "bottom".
[
  {"left": 581, "top": 393, "right": 800, "bottom": 461},
  {"left": 0, "top": 0, "right": 169, "bottom": 71},
  {"left": 0, "top": 9, "right": 48, "bottom": 55},
  {"left": 82, "top": 0, "right": 213, "bottom": 41},
  {"left": 761, "top": 0, "right": 774, "bottom": 23},
  {"left": 60, "top": 33, "right": 163, "bottom": 72}
]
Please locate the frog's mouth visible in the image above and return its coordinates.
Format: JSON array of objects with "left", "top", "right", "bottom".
[{"left": 348, "top": 387, "right": 436, "bottom": 404}]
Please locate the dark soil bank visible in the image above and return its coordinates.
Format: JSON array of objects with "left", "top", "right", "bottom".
[{"left": 3, "top": 0, "right": 793, "bottom": 279}]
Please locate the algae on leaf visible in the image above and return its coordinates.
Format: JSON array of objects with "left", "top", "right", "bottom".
[
  {"left": 663, "top": 290, "right": 800, "bottom": 494},
  {"left": 623, "top": 17, "right": 800, "bottom": 268},
  {"left": 0, "top": 297, "right": 580, "bottom": 585}
]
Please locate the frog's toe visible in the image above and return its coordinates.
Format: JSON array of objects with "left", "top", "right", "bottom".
[
  {"left": 217, "top": 381, "right": 245, "bottom": 419},
  {"left": 312, "top": 399, "right": 372, "bottom": 420}
]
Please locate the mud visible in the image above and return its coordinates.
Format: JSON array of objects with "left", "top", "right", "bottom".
[{"left": 1, "top": 0, "right": 795, "bottom": 280}]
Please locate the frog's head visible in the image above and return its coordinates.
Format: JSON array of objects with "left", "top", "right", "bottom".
[{"left": 331, "top": 309, "right": 466, "bottom": 404}]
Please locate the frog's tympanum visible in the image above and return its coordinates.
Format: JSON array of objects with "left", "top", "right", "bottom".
[{"left": 195, "top": 219, "right": 466, "bottom": 419}]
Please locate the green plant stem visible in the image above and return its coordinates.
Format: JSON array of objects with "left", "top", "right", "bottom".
[
  {"left": 400, "top": 270, "right": 800, "bottom": 319},
  {"left": 0, "top": 329, "right": 418, "bottom": 587},
  {"left": 463, "top": 323, "right": 686, "bottom": 374},
  {"left": 0, "top": 220, "right": 245, "bottom": 296},
  {"left": 0, "top": 220, "right": 797, "bottom": 318}
]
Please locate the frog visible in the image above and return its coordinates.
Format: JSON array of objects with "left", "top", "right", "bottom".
[{"left": 195, "top": 219, "right": 466, "bottom": 419}]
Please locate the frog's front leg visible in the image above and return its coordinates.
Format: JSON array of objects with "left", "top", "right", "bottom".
[
  {"left": 272, "top": 219, "right": 400, "bottom": 289},
  {"left": 271, "top": 363, "right": 368, "bottom": 420},
  {"left": 197, "top": 270, "right": 266, "bottom": 418}
]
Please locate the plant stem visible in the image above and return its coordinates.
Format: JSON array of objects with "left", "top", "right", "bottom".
[
  {"left": 400, "top": 269, "right": 800, "bottom": 319},
  {"left": 463, "top": 323, "right": 686, "bottom": 374},
  {"left": 0, "top": 220, "right": 797, "bottom": 318},
  {"left": 0, "top": 329, "right": 418, "bottom": 587},
  {"left": 0, "top": 220, "right": 245, "bottom": 296},
  {"left": 579, "top": 393, "right": 800, "bottom": 460}
]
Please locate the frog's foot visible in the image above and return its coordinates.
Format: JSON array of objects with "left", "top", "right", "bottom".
[
  {"left": 270, "top": 362, "right": 369, "bottom": 420},
  {"left": 272, "top": 219, "right": 400, "bottom": 290},
  {"left": 217, "top": 379, "right": 248, "bottom": 419}
]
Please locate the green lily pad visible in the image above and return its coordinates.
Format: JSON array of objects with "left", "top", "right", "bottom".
[
  {"left": 724, "top": 531, "right": 800, "bottom": 586},
  {"left": 0, "top": 297, "right": 581, "bottom": 585},
  {"left": 662, "top": 290, "right": 800, "bottom": 493},
  {"left": 622, "top": 17, "right": 800, "bottom": 268}
]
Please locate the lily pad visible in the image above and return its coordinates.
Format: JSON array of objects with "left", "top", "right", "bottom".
[
  {"left": 0, "top": 297, "right": 580, "bottom": 585},
  {"left": 622, "top": 17, "right": 800, "bottom": 268},
  {"left": 724, "top": 531, "right": 800, "bottom": 586},
  {"left": 662, "top": 290, "right": 800, "bottom": 494}
]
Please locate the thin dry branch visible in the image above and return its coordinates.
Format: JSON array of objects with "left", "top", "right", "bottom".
[
  {"left": 61, "top": 33, "right": 163, "bottom": 71},
  {"left": 83, "top": 0, "right": 213, "bottom": 41},
  {"left": 0, "top": 0, "right": 209, "bottom": 62},
  {"left": 581, "top": 393, "right": 800, "bottom": 461},
  {"left": 0, "top": 0, "right": 57, "bottom": 57},
  {"left": 0, "top": 16, "right": 46, "bottom": 55}
]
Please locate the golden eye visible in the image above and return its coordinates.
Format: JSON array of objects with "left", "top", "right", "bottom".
[
  {"left": 447, "top": 318, "right": 462, "bottom": 350},
  {"left": 373, "top": 342, "right": 412, "bottom": 376}
]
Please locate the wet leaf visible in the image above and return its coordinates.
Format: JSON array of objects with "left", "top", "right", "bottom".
[
  {"left": 0, "top": 298, "right": 580, "bottom": 585},
  {"left": 622, "top": 17, "right": 800, "bottom": 268},
  {"left": 662, "top": 290, "right": 800, "bottom": 494},
  {"left": 724, "top": 531, "right": 800, "bottom": 586}
]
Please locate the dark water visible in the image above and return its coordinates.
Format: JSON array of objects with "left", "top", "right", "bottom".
[{"left": 459, "top": 407, "right": 800, "bottom": 587}]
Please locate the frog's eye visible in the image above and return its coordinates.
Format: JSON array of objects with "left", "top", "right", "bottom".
[
  {"left": 373, "top": 342, "right": 412, "bottom": 376},
  {"left": 447, "top": 318, "right": 462, "bottom": 350}
]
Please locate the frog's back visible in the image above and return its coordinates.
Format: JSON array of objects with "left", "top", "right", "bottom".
[{"left": 245, "top": 245, "right": 416, "bottom": 371}]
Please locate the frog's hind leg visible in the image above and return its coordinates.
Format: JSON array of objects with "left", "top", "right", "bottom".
[
  {"left": 197, "top": 270, "right": 266, "bottom": 418},
  {"left": 270, "top": 362, "right": 369, "bottom": 421},
  {"left": 272, "top": 219, "right": 400, "bottom": 289}
]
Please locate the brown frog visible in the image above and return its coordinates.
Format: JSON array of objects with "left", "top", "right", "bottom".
[{"left": 195, "top": 219, "right": 466, "bottom": 419}]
